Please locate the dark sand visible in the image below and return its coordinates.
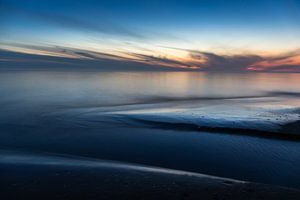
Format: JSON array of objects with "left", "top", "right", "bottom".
[
  {"left": 282, "top": 120, "right": 300, "bottom": 135},
  {"left": 1, "top": 152, "right": 300, "bottom": 200}
]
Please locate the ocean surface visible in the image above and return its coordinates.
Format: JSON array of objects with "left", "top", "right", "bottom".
[{"left": 0, "top": 71, "right": 300, "bottom": 188}]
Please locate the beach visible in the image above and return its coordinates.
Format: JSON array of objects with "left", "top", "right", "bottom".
[{"left": 0, "top": 71, "right": 300, "bottom": 199}]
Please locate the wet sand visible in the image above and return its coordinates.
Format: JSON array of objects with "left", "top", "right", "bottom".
[
  {"left": 282, "top": 120, "right": 300, "bottom": 135},
  {"left": 1, "top": 151, "right": 300, "bottom": 200}
]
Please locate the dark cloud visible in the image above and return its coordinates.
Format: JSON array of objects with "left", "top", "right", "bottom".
[
  {"left": 161, "top": 46, "right": 300, "bottom": 72},
  {"left": 127, "top": 53, "right": 194, "bottom": 69},
  {"left": 265, "top": 65, "right": 300, "bottom": 72},
  {"left": 1, "top": 44, "right": 299, "bottom": 72},
  {"left": 189, "top": 51, "right": 263, "bottom": 72},
  {"left": 0, "top": 49, "right": 188, "bottom": 71},
  {"left": 2, "top": 43, "right": 130, "bottom": 61}
]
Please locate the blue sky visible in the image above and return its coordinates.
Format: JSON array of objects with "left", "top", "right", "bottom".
[{"left": 1, "top": 0, "right": 300, "bottom": 72}]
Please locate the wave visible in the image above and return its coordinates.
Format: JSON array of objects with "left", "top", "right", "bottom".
[
  {"left": 59, "top": 90, "right": 300, "bottom": 109},
  {"left": 27, "top": 90, "right": 300, "bottom": 140},
  {"left": 141, "top": 91, "right": 300, "bottom": 104},
  {"left": 124, "top": 117, "right": 300, "bottom": 141},
  {"left": 0, "top": 150, "right": 241, "bottom": 182},
  {"left": 268, "top": 91, "right": 300, "bottom": 97},
  {"left": 96, "top": 100, "right": 300, "bottom": 140}
]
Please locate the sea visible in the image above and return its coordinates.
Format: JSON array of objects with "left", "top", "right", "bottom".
[{"left": 0, "top": 70, "right": 300, "bottom": 188}]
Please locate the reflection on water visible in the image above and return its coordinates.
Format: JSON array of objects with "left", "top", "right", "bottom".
[{"left": 1, "top": 71, "right": 300, "bottom": 108}]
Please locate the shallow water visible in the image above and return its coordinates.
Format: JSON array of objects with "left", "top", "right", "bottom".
[{"left": 0, "top": 71, "right": 300, "bottom": 188}]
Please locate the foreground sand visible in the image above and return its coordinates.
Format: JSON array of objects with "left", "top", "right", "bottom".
[{"left": 1, "top": 151, "right": 299, "bottom": 200}]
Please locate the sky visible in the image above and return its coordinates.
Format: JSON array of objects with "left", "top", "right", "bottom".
[{"left": 1, "top": 0, "right": 300, "bottom": 72}]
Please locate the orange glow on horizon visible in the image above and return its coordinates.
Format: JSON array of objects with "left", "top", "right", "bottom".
[{"left": 250, "top": 55, "right": 300, "bottom": 69}]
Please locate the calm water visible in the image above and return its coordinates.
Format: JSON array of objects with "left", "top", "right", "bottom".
[
  {"left": 1, "top": 71, "right": 300, "bottom": 107},
  {"left": 0, "top": 71, "right": 300, "bottom": 188}
]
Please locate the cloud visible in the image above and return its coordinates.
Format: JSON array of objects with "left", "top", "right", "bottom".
[
  {"left": 1, "top": 4, "right": 144, "bottom": 39},
  {"left": 192, "top": 50, "right": 300, "bottom": 72},
  {"left": 1, "top": 43, "right": 300, "bottom": 72},
  {"left": 188, "top": 51, "right": 263, "bottom": 72},
  {"left": 33, "top": 13, "right": 143, "bottom": 39},
  {"left": 0, "top": 43, "right": 200, "bottom": 70},
  {"left": 0, "top": 43, "right": 132, "bottom": 60},
  {"left": 248, "top": 51, "right": 300, "bottom": 72},
  {"left": 266, "top": 65, "right": 300, "bottom": 73},
  {"left": 127, "top": 53, "right": 196, "bottom": 69},
  {"left": 162, "top": 47, "right": 300, "bottom": 72},
  {"left": 0, "top": 48, "right": 191, "bottom": 71}
]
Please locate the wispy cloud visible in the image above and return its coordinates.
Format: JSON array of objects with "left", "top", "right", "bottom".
[
  {"left": 1, "top": 4, "right": 144, "bottom": 39},
  {"left": 127, "top": 53, "right": 196, "bottom": 69},
  {"left": 1, "top": 43, "right": 300, "bottom": 72},
  {"left": 248, "top": 50, "right": 300, "bottom": 72},
  {"left": 160, "top": 47, "right": 300, "bottom": 72},
  {"left": 0, "top": 47, "right": 191, "bottom": 71}
]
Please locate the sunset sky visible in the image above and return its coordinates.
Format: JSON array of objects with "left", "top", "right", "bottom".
[{"left": 1, "top": 0, "right": 300, "bottom": 72}]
